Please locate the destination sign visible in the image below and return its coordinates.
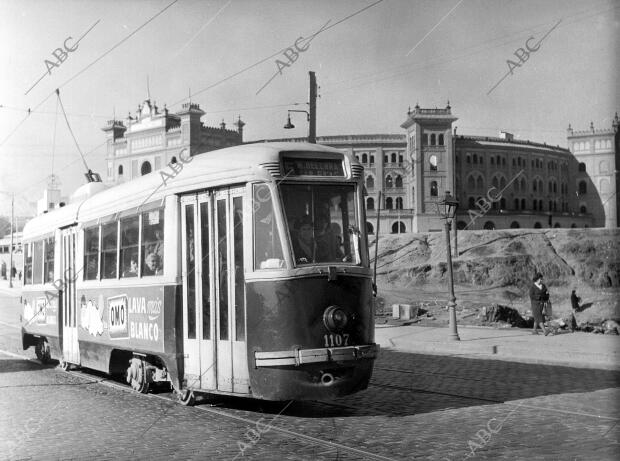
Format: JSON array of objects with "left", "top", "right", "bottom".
[{"left": 282, "top": 157, "right": 344, "bottom": 177}]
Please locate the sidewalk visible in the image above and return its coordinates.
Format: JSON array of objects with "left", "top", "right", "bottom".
[
  {"left": 0, "top": 279, "right": 22, "bottom": 297},
  {"left": 0, "top": 279, "right": 21, "bottom": 297},
  {"left": 375, "top": 323, "right": 620, "bottom": 370}
]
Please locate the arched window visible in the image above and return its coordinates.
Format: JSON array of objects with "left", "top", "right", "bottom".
[
  {"left": 578, "top": 181, "right": 587, "bottom": 194},
  {"left": 430, "top": 134, "right": 436, "bottom": 145},
  {"left": 500, "top": 177, "right": 506, "bottom": 189},
  {"left": 479, "top": 156, "right": 484, "bottom": 166},
  {"left": 492, "top": 177, "right": 499, "bottom": 188},
  {"left": 483, "top": 221, "right": 495, "bottom": 230},
  {"left": 466, "top": 155, "right": 471, "bottom": 164},
  {"left": 438, "top": 134, "right": 444, "bottom": 145},
  {"left": 510, "top": 221, "right": 520, "bottom": 229},
  {"left": 366, "top": 222, "right": 374, "bottom": 234},
  {"left": 430, "top": 181, "right": 438, "bottom": 197},
  {"left": 399, "top": 154, "right": 404, "bottom": 163},
  {"left": 141, "top": 161, "right": 152, "bottom": 176},
  {"left": 553, "top": 201, "right": 558, "bottom": 211},
  {"left": 395, "top": 197, "right": 403, "bottom": 209},
  {"left": 366, "top": 176, "right": 374, "bottom": 189},
  {"left": 476, "top": 176, "right": 484, "bottom": 190},
  {"left": 491, "top": 157, "right": 495, "bottom": 165},
  {"left": 534, "top": 222, "right": 542, "bottom": 228},
  {"left": 521, "top": 198, "right": 526, "bottom": 209},
  {"left": 430, "top": 155, "right": 438, "bottom": 171},
  {"left": 385, "top": 197, "right": 393, "bottom": 209},
  {"left": 391, "top": 221, "right": 406, "bottom": 234},
  {"left": 533, "top": 200, "right": 537, "bottom": 211},
  {"left": 538, "top": 200, "right": 543, "bottom": 210},
  {"left": 520, "top": 178, "right": 526, "bottom": 191},
  {"left": 367, "top": 197, "right": 374, "bottom": 210},
  {"left": 391, "top": 153, "right": 397, "bottom": 163},
  {"left": 118, "top": 165, "right": 124, "bottom": 175},
  {"left": 500, "top": 198, "right": 506, "bottom": 209},
  {"left": 538, "top": 180, "right": 543, "bottom": 193},
  {"left": 395, "top": 175, "right": 403, "bottom": 187},
  {"left": 473, "top": 154, "right": 478, "bottom": 164},
  {"left": 514, "top": 198, "right": 520, "bottom": 210},
  {"left": 362, "top": 153, "right": 368, "bottom": 164},
  {"left": 383, "top": 154, "right": 388, "bottom": 164},
  {"left": 423, "top": 133, "right": 429, "bottom": 145},
  {"left": 370, "top": 155, "right": 375, "bottom": 165},
  {"left": 512, "top": 158, "right": 516, "bottom": 167},
  {"left": 578, "top": 162, "right": 586, "bottom": 172},
  {"left": 385, "top": 175, "right": 393, "bottom": 188},
  {"left": 553, "top": 182, "right": 557, "bottom": 193},
  {"left": 468, "top": 197, "right": 475, "bottom": 209},
  {"left": 580, "top": 205, "right": 587, "bottom": 214}
]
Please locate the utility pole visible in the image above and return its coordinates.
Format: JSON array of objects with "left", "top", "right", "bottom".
[
  {"left": 308, "top": 71, "right": 317, "bottom": 143},
  {"left": 9, "top": 193, "right": 14, "bottom": 288}
]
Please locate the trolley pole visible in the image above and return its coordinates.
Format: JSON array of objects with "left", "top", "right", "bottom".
[
  {"left": 308, "top": 71, "right": 317, "bottom": 144},
  {"left": 9, "top": 193, "right": 14, "bottom": 288}
]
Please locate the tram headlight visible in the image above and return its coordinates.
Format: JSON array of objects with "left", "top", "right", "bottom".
[{"left": 323, "top": 305, "right": 349, "bottom": 332}]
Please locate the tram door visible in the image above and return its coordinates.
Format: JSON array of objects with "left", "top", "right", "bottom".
[
  {"left": 214, "top": 187, "right": 248, "bottom": 393},
  {"left": 181, "top": 194, "right": 215, "bottom": 390},
  {"left": 61, "top": 227, "right": 79, "bottom": 365},
  {"left": 181, "top": 189, "right": 248, "bottom": 393}
]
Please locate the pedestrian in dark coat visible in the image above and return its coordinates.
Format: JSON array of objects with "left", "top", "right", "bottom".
[{"left": 529, "top": 272, "right": 549, "bottom": 335}]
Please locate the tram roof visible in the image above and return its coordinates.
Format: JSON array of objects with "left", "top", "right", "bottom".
[{"left": 23, "top": 142, "right": 351, "bottom": 240}]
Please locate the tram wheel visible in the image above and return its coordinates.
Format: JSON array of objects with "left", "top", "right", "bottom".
[
  {"left": 126, "top": 358, "right": 150, "bottom": 394},
  {"left": 177, "top": 389, "right": 195, "bottom": 406},
  {"left": 34, "top": 339, "right": 51, "bottom": 364}
]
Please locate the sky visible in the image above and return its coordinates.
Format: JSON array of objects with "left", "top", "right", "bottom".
[{"left": 0, "top": 0, "right": 618, "bottom": 217}]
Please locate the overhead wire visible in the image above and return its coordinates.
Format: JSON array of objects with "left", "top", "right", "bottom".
[
  {"left": 168, "top": 0, "right": 385, "bottom": 107},
  {"left": 0, "top": 0, "right": 180, "bottom": 148}
]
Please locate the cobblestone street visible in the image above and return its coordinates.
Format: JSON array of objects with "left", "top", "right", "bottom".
[{"left": 1, "top": 293, "right": 619, "bottom": 460}]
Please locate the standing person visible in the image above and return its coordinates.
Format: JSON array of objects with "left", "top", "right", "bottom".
[
  {"left": 529, "top": 272, "right": 549, "bottom": 336},
  {"left": 568, "top": 289, "right": 581, "bottom": 332}
]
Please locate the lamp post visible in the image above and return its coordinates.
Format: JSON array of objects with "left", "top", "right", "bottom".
[
  {"left": 437, "top": 191, "right": 460, "bottom": 340},
  {"left": 283, "top": 71, "right": 317, "bottom": 143}
]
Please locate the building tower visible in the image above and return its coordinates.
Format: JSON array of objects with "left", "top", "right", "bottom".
[
  {"left": 400, "top": 103, "right": 457, "bottom": 232},
  {"left": 567, "top": 113, "right": 619, "bottom": 228}
]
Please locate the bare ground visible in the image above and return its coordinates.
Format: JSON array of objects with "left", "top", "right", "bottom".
[{"left": 371, "top": 228, "right": 620, "bottom": 328}]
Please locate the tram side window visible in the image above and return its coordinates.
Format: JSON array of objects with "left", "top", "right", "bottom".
[
  {"left": 32, "top": 241, "right": 43, "bottom": 284},
  {"left": 84, "top": 227, "right": 99, "bottom": 280},
  {"left": 253, "top": 184, "right": 284, "bottom": 269},
  {"left": 141, "top": 208, "right": 164, "bottom": 276},
  {"left": 24, "top": 243, "right": 33, "bottom": 285},
  {"left": 43, "top": 237, "right": 55, "bottom": 283},
  {"left": 121, "top": 217, "right": 140, "bottom": 278},
  {"left": 101, "top": 222, "right": 118, "bottom": 279}
]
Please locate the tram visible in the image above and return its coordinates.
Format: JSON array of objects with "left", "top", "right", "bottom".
[{"left": 20, "top": 142, "right": 378, "bottom": 404}]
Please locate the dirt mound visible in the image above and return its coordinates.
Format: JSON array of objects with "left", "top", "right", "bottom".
[{"left": 373, "top": 228, "right": 620, "bottom": 325}]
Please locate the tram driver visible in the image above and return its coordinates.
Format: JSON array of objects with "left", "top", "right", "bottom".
[{"left": 292, "top": 215, "right": 343, "bottom": 264}]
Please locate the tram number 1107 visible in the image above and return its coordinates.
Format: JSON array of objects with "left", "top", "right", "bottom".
[{"left": 323, "top": 333, "right": 350, "bottom": 348}]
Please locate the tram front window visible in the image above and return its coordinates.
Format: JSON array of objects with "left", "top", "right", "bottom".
[{"left": 280, "top": 184, "right": 360, "bottom": 265}]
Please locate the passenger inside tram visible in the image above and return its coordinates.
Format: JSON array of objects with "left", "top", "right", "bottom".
[{"left": 144, "top": 253, "right": 162, "bottom": 275}]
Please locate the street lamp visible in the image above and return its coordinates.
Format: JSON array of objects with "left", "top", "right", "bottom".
[{"left": 437, "top": 191, "right": 460, "bottom": 340}]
